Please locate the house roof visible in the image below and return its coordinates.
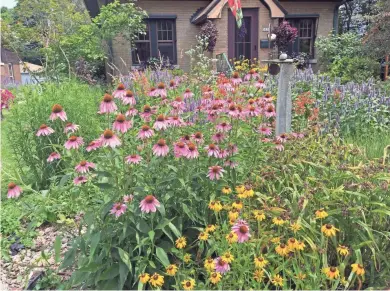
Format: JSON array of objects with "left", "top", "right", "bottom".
[
  {"left": 21, "top": 62, "right": 43, "bottom": 73},
  {"left": 1, "top": 47, "right": 20, "bottom": 64}
]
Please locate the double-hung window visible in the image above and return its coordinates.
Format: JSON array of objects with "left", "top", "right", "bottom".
[{"left": 285, "top": 18, "right": 316, "bottom": 58}]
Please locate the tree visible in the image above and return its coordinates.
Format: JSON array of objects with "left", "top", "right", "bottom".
[{"left": 339, "top": 0, "right": 378, "bottom": 34}]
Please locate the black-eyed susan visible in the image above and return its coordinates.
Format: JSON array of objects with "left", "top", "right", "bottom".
[
  {"left": 205, "top": 224, "right": 217, "bottom": 233},
  {"left": 232, "top": 200, "right": 243, "bottom": 210},
  {"left": 229, "top": 217, "right": 237, "bottom": 225},
  {"left": 321, "top": 224, "right": 339, "bottom": 237},
  {"left": 272, "top": 217, "right": 286, "bottom": 226},
  {"left": 149, "top": 273, "right": 164, "bottom": 287},
  {"left": 181, "top": 278, "right": 196, "bottom": 290},
  {"left": 295, "top": 273, "right": 307, "bottom": 280},
  {"left": 253, "top": 269, "right": 265, "bottom": 282},
  {"left": 253, "top": 210, "right": 266, "bottom": 221},
  {"left": 175, "top": 236, "right": 187, "bottom": 249},
  {"left": 271, "top": 274, "right": 284, "bottom": 287},
  {"left": 184, "top": 253, "right": 191, "bottom": 263},
  {"left": 204, "top": 257, "right": 215, "bottom": 272},
  {"left": 275, "top": 243, "right": 289, "bottom": 256},
  {"left": 295, "top": 240, "right": 306, "bottom": 251},
  {"left": 210, "top": 272, "right": 222, "bottom": 284},
  {"left": 228, "top": 208, "right": 240, "bottom": 220},
  {"left": 139, "top": 273, "right": 150, "bottom": 284},
  {"left": 243, "top": 186, "right": 254, "bottom": 197},
  {"left": 226, "top": 231, "right": 238, "bottom": 244},
  {"left": 337, "top": 245, "right": 349, "bottom": 256},
  {"left": 351, "top": 263, "right": 365, "bottom": 276},
  {"left": 287, "top": 238, "right": 299, "bottom": 250},
  {"left": 315, "top": 208, "right": 328, "bottom": 219},
  {"left": 271, "top": 236, "right": 281, "bottom": 244},
  {"left": 290, "top": 222, "right": 302, "bottom": 233},
  {"left": 166, "top": 264, "right": 178, "bottom": 276},
  {"left": 222, "top": 186, "right": 232, "bottom": 194},
  {"left": 208, "top": 200, "right": 223, "bottom": 212},
  {"left": 198, "top": 231, "right": 209, "bottom": 241},
  {"left": 222, "top": 251, "right": 234, "bottom": 263},
  {"left": 323, "top": 266, "right": 340, "bottom": 280},
  {"left": 254, "top": 256, "right": 269, "bottom": 268},
  {"left": 235, "top": 185, "right": 245, "bottom": 194}
]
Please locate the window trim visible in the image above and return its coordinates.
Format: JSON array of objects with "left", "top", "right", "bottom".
[{"left": 8, "top": 63, "right": 14, "bottom": 81}]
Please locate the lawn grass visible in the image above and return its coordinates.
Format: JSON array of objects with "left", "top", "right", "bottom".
[
  {"left": 344, "top": 131, "right": 390, "bottom": 161},
  {"left": 1, "top": 112, "right": 18, "bottom": 187}
]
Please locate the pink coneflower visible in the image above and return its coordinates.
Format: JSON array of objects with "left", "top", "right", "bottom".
[
  {"left": 219, "top": 80, "right": 234, "bottom": 92},
  {"left": 139, "top": 105, "right": 156, "bottom": 122},
  {"left": 113, "top": 114, "right": 132, "bottom": 133},
  {"left": 227, "top": 143, "right": 238, "bottom": 155},
  {"left": 112, "top": 83, "right": 126, "bottom": 99},
  {"left": 122, "top": 90, "right": 136, "bottom": 105},
  {"left": 264, "top": 104, "right": 276, "bottom": 118},
  {"left": 73, "top": 176, "right": 88, "bottom": 185},
  {"left": 214, "top": 257, "right": 230, "bottom": 274},
  {"left": 207, "top": 165, "right": 225, "bottom": 180},
  {"left": 212, "top": 133, "right": 225, "bottom": 143},
  {"left": 224, "top": 160, "right": 238, "bottom": 168},
  {"left": 110, "top": 202, "right": 127, "bottom": 217},
  {"left": 64, "top": 122, "right": 79, "bottom": 133},
  {"left": 7, "top": 182, "right": 22, "bottom": 199},
  {"left": 255, "top": 79, "right": 266, "bottom": 89},
  {"left": 153, "top": 114, "right": 169, "bottom": 131},
  {"left": 155, "top": 82, "right": 167, "bottom": 97},
  {"left": 231, "top": 72, "right": 242, "bottom": 86},
  {"left": 185, "top": 143, "right": 199, "bottom": 159},
  {"left": 125, "top": 106, "right": 138, "bottom": 117},
  {"left": 65, "top": 136, "right": 84, "bottom": 150},
  {"left": 171, "top": 96, "right": 185, "bottom": 111},
  {"left": 174, "top": 141, "right": 189, "bottom": 158},
  {"left": 47, "top": 152, "right": 61, "bottom": 162},
  {"left": 180, "top": 135, "right": 192, "bottom": 144},
  {"left": 36, "top": 124, "right": 54, "bottom": 136},
  {"left": 203, "top": 87, "right": 214, "bottom": 97},
  {"left": 168, "top": 116, "right": 183, "bottom": 127},
  {"left": 137, "top": 125, "right": 154, "bottom": 140},
  {"left": 75, "top": 160, "right": 96, "bottom": 173},
  {"left": 205, "top": 144, "right": 220, "bottom": 158},
  {"left": 183, "top": 88, "right": 194, "bottom": 99},
  {"left": 258, "top": 124, "right": 272, "bottom": 136},
  {"left": 207, "top": 113, "right": 218, "bottom": 122},
  {"left": 168, "top": 79, "right": 178, "bottom": 89},
  {"left": 99, "top": 94, "right": 118, "bottom": 114},
  {"left": 232, "top": 219, "right": 251, "bottom": 243},
  {"left": 246, "top": 105, "right": 261, "bottom": 117},
  {"left": 218, "top": 148, "right": 229, "bottom": 159},
  {"left": 50, "top": 104, "right": 67, "bottom": 121},
  {"left": 227, "top": 104, "right": 240, "bottom": 118},
  {"left": 139, "top": 195, "right": 160, "bottom": 213},
  {"left": 276, "top": 133, "right": 288, "bottom": 143},
  {"left": 148, "top": 87, "right": 157, "bottom": 97},
  {"left": 274, "top": 140, "right": 284, "bottom": 151},
  {"left": 292, "top": 132, "right": 305, "bottom": 139},
  {"left": 100, "top": 129, "right": 121, "bottom": 148},
  {"left": 263, "top": 92, "right": 274, "bottom": 103},
  {"left": 192, "top": 132, "right": 204, "bottom": 144},
  {"left": 125, "top": 154, "right": 142, "bottom": 165},
  {"left": 261, "top": 138, "right": 272, "bottom": 143},
  {"left": 153, "top": 139, "right": 169, "bottom": 157},
  {"left": 244, "top": 69, "right": 259, "bottom": 81},
  {"left": 86, "top": 139, "right": 102, "bottom": 152},
  {"left": 123, "top": 194, "right": 134, "bottom": 203},
  {"left": 216, "top": 122, "right": 232, "bottom": 132}
]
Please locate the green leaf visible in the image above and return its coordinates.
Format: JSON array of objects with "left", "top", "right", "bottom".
[
  {"left": 148, "top": 230, "right": 155, "bottom": 242},
  {"left": 117, "top": 247, "right": 133, "bottom": 274},
  {"left": 155, "top": 247, "right": 170, "bottom": 267},
  {"left": 89, "top": 232, "right": 101, "bottom": 260},
  {"left": 119, "top": 262, "right": 129, "bottom": 289},
  {"left": 54, "top": 235, "right": 62, "bottom": 263},
  {"left": 99, "top": 264, "right": 120, "bottom": 281},
  {"left": 168, "top": 222, "right": 181, "bottom": 238},
  {"left": 59, "top": 174, "right": 70, "bottom": 187},
  {"left": 136, "top": 220, "right": 151, "bottom": 234}
]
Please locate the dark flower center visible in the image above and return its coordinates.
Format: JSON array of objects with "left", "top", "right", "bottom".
[
  {"left": 150, "top": 87, "right": 156, "bottom": 91},
  {"left": 249, "top": 69, "right": 256, "bottom": 74},
  {"left": 175, "top": 96, "right": 182, "bottom": 102},
  {"left": 143, "top": 105, "right": 151, "bottom": 112},
  {"left": 157, "top": 82, "right": 165, "bottom": 89},
  {"left": 141, "top": 125, "right": 150, "bottom": 131},
  {"left": 184, "top": 135, "right": 190, "bottom": 141},
  {"left": 125, "top": 90, "right": 133, "bottom": 97},
  {"left": 66, "top": 122, "right": 73, "bottom": 127},
  {"left": 52, "top": 104, "right": 63, "bottom": 113},
  {"left": 186, "top": 282, "right": 191, "bottom": 287},
  {"left": 195, "top": 132, "right": 202, "bottom": 138},
  {"left": 185, "top": 88, "right": 191, "bottom": 93},
  {"left": 116, "top": 205, "right": 122, "bottom": 210},
  {"left": 131, "top": 155, "right": 138, "bottom": 159},
  {"left": 69, "top": 136, "right": 78, "bottom": 142},
  {"left": 103, "top": 130, "right": 114, "bottom": 139},
  {"left": 229, "top": 104, "right": 236, "bottom": 111},
  {"left": 239, "top": 225, "right": 248, "bottom": 234},
  {"left": 265, "top": 92, "right": 271, "bottom": 97},
  {"left": 157, "top": 114, "right": 165, "bottom": 122},
  {"left": 152, "top": 274, "right": 159, "bottom": 280},
  {"left": 289, "top": 238, "right": 296, "bottom": 243},
  {"left": 8, "top": 182, "right": 16, "bottom": 189},
  {"left": 248, "top": 99, "right": 255, "bottom": 104},
  {"left": 267, "top": 106, "right": 274, "bottom": 113},
  {"left": 326, "top": 224, "right": 332, "bottom": 229},
  {"left": 39, "top": 124, "right": 48, "bottom": 129},
  {"left": 157, "top": 139, "right": 166, "bottom": 146},
  {"left": 280, "top": 243, "right": 286, "bottom": 248},
  {"left": 232, "top": 72, "right": 239, "bottom": 78},
  {"left": 188, "top": 143, "right": 196, "bottom": 151},
  {"left": 169, "top": 80, "right": 175, "bottom": 86},
  {"left": 177, "top": 142, "right": 185, "bottom": 148},
  {"left": 117, "top": 83, "right": 125, "bottom": 90},
  {"left": 80, "top": 160, "right": 87, "bottom": 166},
  {"left": 145, "top": 195, "right": 155, "bottom": 203},
  {"left": 103, "top": 94, "right": 113, "bottom": 103},
  {"left": 330, "top": 267, "right": 336, "bottom": 272},
  {"left": 212, "top": 167, "right": 220, "bottom": 173},
  {"left": 218, "top": 259, "right": 226, "bottom": 266},
  {"left": 116, "top": 114, "right": 126, "bottom": 123},
  {"left": 249, "top": 106, "right": 256, "bottom": 112}
]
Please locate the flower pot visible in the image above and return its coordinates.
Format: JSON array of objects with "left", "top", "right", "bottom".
[{"left": 279, "top": 52, "right": 288, "bottom": 60}]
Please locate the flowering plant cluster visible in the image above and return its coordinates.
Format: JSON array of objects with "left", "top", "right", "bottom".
[{"left": 272, "top": 21, "right": 298, "bottom": 53}]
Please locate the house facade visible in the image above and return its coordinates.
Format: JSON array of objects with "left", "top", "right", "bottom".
[
  {"left": 1, "top": 48, "right": 22, "bottom": 84},
  {"left": 85, "top": 0, "right": 345, "bottom": 73}
]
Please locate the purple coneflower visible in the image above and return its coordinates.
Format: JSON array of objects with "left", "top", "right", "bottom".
[
  {"left": 123, "top": 194, "right": 134, "bottom": 203},
  {"left": 244, "top": 69, "right": 259, "bottom": 81},
  {"left": 65, "top": 136, "right": 84, "bottom": 150},
  {"left": 139, "top": 105, "right": 155, "bottom": 122},
  {"left": 255, "top": 79, "right": 266, "bottom": 89},
  {"left": 122, "top": 90, "right": 136, "bottom": 105},
  {"left": 155, "top": 82, "right": 167, "bottom": 97},
  {"left": 73, "top": 176, "right": 88, "bottom": 185},
  {"left": 168, "top": 116, "right": 183, "bottom": 128},
  {"left": 125, "top": 106, "right": 138, "bottom": 117},
  {"left": 232, "top": 219, "right": 251, "bottom": 243},
  {"left": 113, "top": 114, "right": 132, "bottom": 133},
  {"left": 214, "top": 257, "right": 230, "bottom": 273},
  {"left": 264, "top": 104, "right": 276, "bottom": 118},
  {"left": 137, "top": 125, "right": 154, "bottom": 140},
  {"left": 50, "top": 104, "right": 67, "bottom": 121},
  {"left": 258, "top": 124, "right": 272, "bottom": 136},
  {"left": 75, "top": 160, "right": 96, "bottom": 173},
  {"left": 153, "top": 139, "right": 170, "bottom": 157},
  {"left": 183, "top": 88, "right": 194, "bottom": 99},
  {"left": 112, "top": 83, "right": 126, "bottom": 99},
  {"left": 168, "top": 79, "right": 178, "bottom": 89},
  {"left": 216, "top": 122, "right": 232, "bottom": 132},
  {"left": 174, "top": 141, "right": 188, "bottom": 158},
  {"left": 185, "top": 143, "right": 199, "bottom": 159},
  {"left": 205, "top": 144, "right": 220, "bottom": 158},
  {"left": 36, "top": 124, "right": 55, "bottom": 136},
  {"left": 7, "top": 182, "right": 22, "bottom": 199},
  {"left": 231, "top": 72, "right": 242, "bottom": 86},
  {"left": 110, "top": 202, "right": 127, "bottom": 217},
  {"left": 153, "top": 114, "right": 169, "bottom": 131},
  {"left": 246, "top": 105, "right": 261, "bottom": 117},
  {"left": 274, "top": 140, "right": 284, "bottom": 151},
  {"left": 207, "top": 165, "right": 225, "bottom": 180},
  {"left": 86, "top": 139, "right": 102, "bottom": 152},
  {"left": 100, "top": 129, "right": 121, "bottom": 148},
  {"left": 47, "top": 152, "right": 61, "bottom": 162},
  {"left": 276, "top": 133, "right": 288, "bottom": 143},
  {"left": 64, "top": 122, "right": 79, "bottom": 133},
  {"left": 125, "top": 154, "right": 142, "bottom": 165},
  {"left": 192, "top": 132, "right": 204, "bottom": 144},
  {"left": 148, "top": 87, "right": 157, "bottom": 97},
  {"left": 140, "top": 195, "right": 160, "bottom": 213},
  {"left": 227, "top": 104, "right": 240, "bottom": 118},
  {"left": 99, "top": 94, "right": 117, "bottom": 114},
  {"left": 224, "top": 160, "right": 238, "bottom": 168},
  {"left": 212, "top": 133, "right": 226, "bottom": 143}
]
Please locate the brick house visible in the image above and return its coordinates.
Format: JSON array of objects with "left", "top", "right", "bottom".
[
  {"left": 1, "top": 48, "right": 22, "bottom": 84},
  {"left": 84, "top": 0, "right": 346, "bottom": 73}
]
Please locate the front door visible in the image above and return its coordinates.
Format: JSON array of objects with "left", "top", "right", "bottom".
[{"left": 228, "top": 8, "right": 259, "bottom": 61}]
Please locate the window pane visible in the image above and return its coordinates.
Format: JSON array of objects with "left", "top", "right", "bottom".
[
  {"left": 157, "top": 20, "right": 174, "bottom": 41},
  {"left": 132, "top": 42, "right": 151, "bottom": 64},
  {"left": 299, "top": 39, "right": 311, "bottom": 54},
  {"left": 158, "top": 43, "right": 174, "bottom": 62},
  {"left": 235, "top": 17, "right": 251, "bottom": 42}
]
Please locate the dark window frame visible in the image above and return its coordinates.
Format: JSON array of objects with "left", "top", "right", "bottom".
[
  {"left": 132, "top": 17, "right": 177, "bottom": 65},
  {"left": 284, "top": 17, "right": 317, "bottom": 59}
]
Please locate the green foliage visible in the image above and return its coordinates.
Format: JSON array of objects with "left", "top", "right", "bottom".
[{"left": 329, "top": 56, "right": 380, "bottom": 83}]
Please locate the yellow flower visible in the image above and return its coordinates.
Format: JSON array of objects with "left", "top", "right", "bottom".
[
  {"left": 222, "top": 186, "right": 232, "bottom": 194},
  {"left": 254, "top": 256, "right": 269, "bottom": 268},
  {"left": 210, "top": 272, "right": 222, "bottom": 284},
  {"left": 295, "top": 272, "right": 307, "bottom": 280},
  {"left": 166, "top": 264, "right": 178, "bottom": 276},
  {"left": 223, "top": 204, "right": 232, "bottom": 211},
  {"left": 243, "top": 186, "right": 254, "bottom": 198},
  {"left": 295, "top": 240, "right": 306, "bottom": 251},
  {"left": 337, "top": 245, "right": 349, "bottom": 256},
  {"left": 139, "top": 273, "right": 150, "bottom": 284},
  {"left": 149, "top": 273, "right": 164, "bottom": 287},
  {"left": 290, "top": 222, "right": 302, "bottom": 233},
  {"left": 321, "top": 224, "right": 339, "bottom": 237},
  {"left": 275, "top": 243, "right": 290, "bottom": 256},
  {"left": 271, "top": 236, "right": 281, "bottom": 244},
  {"left": 198, "top": 231, "right": 209, "bottom": 241},
  {"left": 229, "top": 217, "right": 237, "bottom": 225},
  {"left": 271, "top": 274, "right": 284, "bottom": 287},
  {"left": 272, "top": 217, "right": 286, "bottom": 226},
  {"left": 222, "top": 251, "right": 234, "bottom": 263},
  {"left": 228, "top": 208, "right": 240, "bottom": 220},
  {"left": 175, "top": 236, "right": 187, "bottom": 249},
  {"left": 205, "top": 224, "right": 217, "bottom": 233},
  {"left": 351, "top": 263, "right": 365, "bottom": 276},
  {"left": 181, "top": 278, "right": 196, "bottom": 290},
  {"left": 315, "top": 208, "right": 328, "bottom": 219},
  {"left": 232, "top": 200, "right": 243, "bottom": 210},
  {"left": 204, "top": 257, "right": 215, "bottom": 272},
  {"left": 235, "top": 185, "right": 245, "bottom": 194},
  {"left": 226, "top": 231, "right": 238, "bottom": 244},
  {"left": 287, "top": 238, "right": 299, "bottom": 251},
  {"left": 237, "top": 192, "right": 248, "bottom": 199},
  {"left": 323, "top": 267, "right": 340, "bottom": 280},
  {"left": 184, "top": 253, "right": 191, "bottom": 263},
  {"left": 253, "top": 269, "right": 265, "bottom": 282},
  {"left": 208, "top": 200, "right": 223, "bottom": 212},
  {"left": 253, "top": 210, "right": 266, "bottom": 221}
]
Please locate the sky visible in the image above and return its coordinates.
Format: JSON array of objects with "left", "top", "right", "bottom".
[{"left": 1, "top": 0, "right": 16, "bottom": 8}]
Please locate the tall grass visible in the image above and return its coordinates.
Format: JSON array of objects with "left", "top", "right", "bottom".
[{"left": 344, "top": 131, "right": 390, "bottom": 160}]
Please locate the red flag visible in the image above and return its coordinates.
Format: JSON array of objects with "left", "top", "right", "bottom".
[{"left": 228, "top": 0, "right": 243, "bottom": 28}]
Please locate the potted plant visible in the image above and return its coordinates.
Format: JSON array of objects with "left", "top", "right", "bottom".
[{"left": 272, "top": 21, "right": 298, "bottom": 60}]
